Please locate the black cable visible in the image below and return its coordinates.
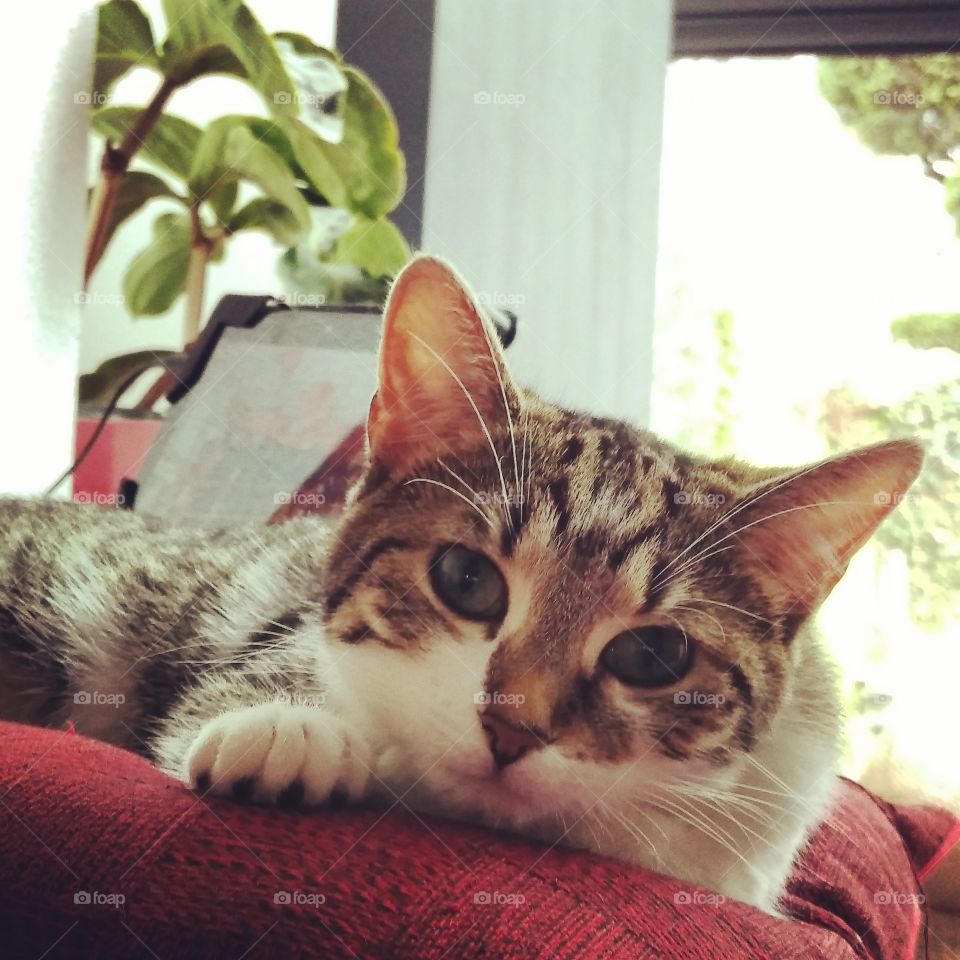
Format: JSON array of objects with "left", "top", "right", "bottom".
[{"left": 43, "top": 363, "right": 166, "bottom": 499}]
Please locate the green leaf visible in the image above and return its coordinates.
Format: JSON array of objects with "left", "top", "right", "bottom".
[
  {"left": 160, "top": 0, "right": 295, "bottom": 111},
  {"left": 187, "top": 116, "right": 310, "bottom": 232},
  {"left": 228, "top": 198, "right": 305, "bottom": 246},
  {"left": 278, "top": 116, "right": 349, "bottom": 208},
  {"left": 94, "top": 0, "right": 158, "bottom": 96},
  {"left": 206, "top": 181, "right": 238, "bottom": 224},
  {"left": 78, "top": 349, "right": 175, "bottom": 405},
  {"left": 301, "top": 67, "right": 406, "bottom": 219},
  {"left": 891, "top": 313, "right": 960, "bottom": 354},
  {"left": 271, "top": 31, "right": 340, "bottom": 60},
  {"left": 328, "top": 216, "right": 410, "bottom": 278},
  {"left": 92, "top": 107, "right": 201, "bottom": 179},
  {"left": 101, "top": 170, "right": 184, "bottom": 258},
  {"left": 123, "top": 211, "right": 191, "bottom": 315},
  {"left": 272, "top": 65, "right": 407, "bottom": 217},
  {"left": 272, "top": 33, "right": 347, "bottom": 143}
]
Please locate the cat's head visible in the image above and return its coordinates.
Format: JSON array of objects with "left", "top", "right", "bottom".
[{"left": 322, "top": 255, "right": 923, "bottom": 828}]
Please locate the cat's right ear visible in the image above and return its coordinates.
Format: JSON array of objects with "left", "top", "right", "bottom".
[{"left": 367, "top": 255, "right": 519, "bottom": 474}]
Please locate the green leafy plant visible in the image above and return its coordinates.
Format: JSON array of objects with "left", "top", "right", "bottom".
[
  {"left": 83, "top": 0, "right": 409, "bottom": 400},
  {"left": 818, "top": 55, "right": 960, "bottom": 230}
]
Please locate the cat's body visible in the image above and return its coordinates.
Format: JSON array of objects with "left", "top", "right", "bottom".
[{"left": 0, "top": 257, "right": 922, "bottom": 913}]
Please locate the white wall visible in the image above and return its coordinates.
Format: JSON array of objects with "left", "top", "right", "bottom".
[
  {"left": 0, "top": 4, "right": 94, "bottom": 494},
  {"left": 421, "top": 0, "right": 671, "bottom": 425},
  {"left": 81, "top": 0, "right": 337, "bottom": 375}
]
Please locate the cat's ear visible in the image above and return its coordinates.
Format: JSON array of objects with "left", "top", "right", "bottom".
[
  {"left": 367, "top": 255, "right": 518, "bottom": 472},
  {"left": 732, "top": 440, "right": 923, "bottom": 613}
]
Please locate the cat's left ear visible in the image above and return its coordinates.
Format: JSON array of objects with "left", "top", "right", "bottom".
[
  {"left": 367, "top": 255, "right": 519, "bottom": 473},
  {"left": 732, "top": 439, "right": 924, "bottom": 613}
]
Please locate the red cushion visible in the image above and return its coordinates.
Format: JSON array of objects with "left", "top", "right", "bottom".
[{"left": 0, "top": 722, "right": 955, "bottom": 959}]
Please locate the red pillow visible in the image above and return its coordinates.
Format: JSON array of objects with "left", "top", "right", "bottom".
[{"left": 0, "top": 721, "right": 955, "bottom": 959}]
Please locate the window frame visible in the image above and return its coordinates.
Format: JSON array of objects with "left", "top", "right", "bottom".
[{"left": 673, "top": 1, "right": 960, "bottom": 57}]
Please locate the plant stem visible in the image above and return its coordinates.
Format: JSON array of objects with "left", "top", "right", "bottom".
[
  {"left": 83, "top": 76, "right": 179, "bottom": 287},
  {"left": 184, "top": 206, "right": 212, "bottom": 343}
]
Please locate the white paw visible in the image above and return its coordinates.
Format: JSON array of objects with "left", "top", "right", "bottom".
[{"left": 185, "top": 703, "right": 370, "bottom": 806}]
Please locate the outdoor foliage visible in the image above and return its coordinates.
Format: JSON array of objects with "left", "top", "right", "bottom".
[{"left": 819, "top": 55, "right": 960, "bottom": 233}]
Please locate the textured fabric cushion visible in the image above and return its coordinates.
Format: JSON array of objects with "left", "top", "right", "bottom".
[{"left": 0, "top": 722, "right": 955, "bottom": 960}]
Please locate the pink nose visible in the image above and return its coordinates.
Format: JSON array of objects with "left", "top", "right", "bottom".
[{"left": 480, "top": 707, "right": 546, "bottom": 769}]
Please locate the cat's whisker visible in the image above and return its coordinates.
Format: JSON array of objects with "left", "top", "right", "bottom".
[
  {"left": 655, "top": 499, "right": 854, "bottom": 592},
  {"left": 652, "top": 460, "right": 831, "bottom": 584},
  {"left": 651, "top": 546, "right": 737, "bottom": 596},
  {"left": 679, "top": 597, "right": 773, "bottom": 625},
  {"left": 477, "top": 306, "right": 521, "bottom": 512},
  {"left": 664, "top": 783, "right": 781, "bottom": 829},
  {"left": 519, "top": 409, "right": 531, "bottom": 524},
  {"left": 739, "top": 754, "right": 827, "bottom": 822},
  {"left": 640, "top": 795, "right": 756, "bottom": 871},
  {"left": 668, "top": 779, "right": 792, "bottom": 814},
  {"left": 403, "top": 477, "right": 497, "bottom": 529},
  {"left": 436, "top": 457, "right": 492, "bottom": 519},
  {"left": 652, "top": 792, "right": 745, "bottom": 850},
  {"left": 407, "top": 332, "right": 513, "bottom": 530},
  {"left": 602, "top": 806, "right": 660, "bottom": 861},
  {"left": 673, "top": 604, "right": 727, "bottom": 645}
]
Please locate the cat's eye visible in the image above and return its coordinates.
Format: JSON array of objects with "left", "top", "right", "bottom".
[
  {"left": 600, "top": 626, "right": 691, "bottom": 688},
  {"left": 429, "top": 545, "right": 507, "bottom": 622}
]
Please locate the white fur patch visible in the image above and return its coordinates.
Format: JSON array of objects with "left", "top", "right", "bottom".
[{"left": 186, "top": 702, "right": 370, "bottom": 804}]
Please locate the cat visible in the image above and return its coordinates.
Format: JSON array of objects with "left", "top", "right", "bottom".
[{"left": 0, "top": 255, "right": 923, "bottom": 913}]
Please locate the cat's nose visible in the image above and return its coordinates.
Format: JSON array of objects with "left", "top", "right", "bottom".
[{"left": 480, "top": 707, "right": 546, "bottom": 769}]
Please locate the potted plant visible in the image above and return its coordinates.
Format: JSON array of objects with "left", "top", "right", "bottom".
[{"left": 71, "top": 0, "right": 409, "bottom": 499}]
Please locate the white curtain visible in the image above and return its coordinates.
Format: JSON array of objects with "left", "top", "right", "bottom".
[{"left": 0, "top": 4, "right": 94, "bottom": 494}]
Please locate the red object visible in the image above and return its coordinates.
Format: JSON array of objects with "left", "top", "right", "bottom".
[
  {"left": 0, "top": 721, "right": 955, "bottom": 960},
  {"left": 269, "top": 423, "right": 367, "bottom": 524},
  {"left": 72, "top": 417, "right": 162, "bottom": 504}
]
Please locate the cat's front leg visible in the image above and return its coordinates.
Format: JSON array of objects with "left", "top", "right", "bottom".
[
  {"left": 185, "top": 702, "right": 372, "bottom": 806},
  {"left": 151, "top": 672, "right": 374, "bottom": 807}
]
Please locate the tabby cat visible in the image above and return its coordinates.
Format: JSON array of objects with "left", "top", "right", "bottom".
[{"left": 0, "top": 256, "right": 923, "bottom": 912}]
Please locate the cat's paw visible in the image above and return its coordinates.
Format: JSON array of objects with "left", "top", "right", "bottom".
[{"left": 185, "top": 703, "right": 370, "bottom": 806}]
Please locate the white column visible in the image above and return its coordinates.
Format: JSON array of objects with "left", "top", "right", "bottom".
[
  {"left": 0, "top": 5, "right": 94, "bottom": 494},
  {"left": 421, "top": 0, "right": 671, "bottom": 425}
]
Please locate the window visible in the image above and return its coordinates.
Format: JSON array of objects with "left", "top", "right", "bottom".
[{"left": 653, "top": 52, "right": 960, "bottom": 802}]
